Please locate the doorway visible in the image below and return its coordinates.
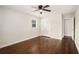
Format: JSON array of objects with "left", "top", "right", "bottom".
[{"left": 64, "top": 17, "right": 75, "bottom": 40}]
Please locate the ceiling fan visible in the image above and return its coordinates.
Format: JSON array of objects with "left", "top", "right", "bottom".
[{"left": 32, "top": 5, "right": 51, "bottom": 14}]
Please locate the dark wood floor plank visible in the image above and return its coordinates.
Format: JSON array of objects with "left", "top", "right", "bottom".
[
  {"left": 61, "top": 36, "right": 78, "bottom": 54},
  {"left": 0, "top": 36, "right": 78, "bottom": 54}
]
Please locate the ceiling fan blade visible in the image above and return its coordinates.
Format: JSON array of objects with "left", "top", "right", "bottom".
[
  {"left": 43, "top": 9, "right": 51, "bottom": 12},
  {"left": 43, "top": 5, "right": 49, "bottom": 8}
]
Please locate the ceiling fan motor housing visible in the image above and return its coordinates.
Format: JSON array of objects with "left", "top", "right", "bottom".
[{"left": 38, "top": 5, "right": 43, "bottom": 9}]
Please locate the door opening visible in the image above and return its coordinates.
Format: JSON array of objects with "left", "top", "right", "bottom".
[{"left": 64, "top": 17, "right": 75, "bottom": 40}]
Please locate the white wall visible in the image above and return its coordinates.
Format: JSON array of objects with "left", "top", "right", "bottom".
[
  {"left": 0, "top": 6, "right": 40, "bottom": 48},
  {"left": 40, "top": 12, "right": 63, "bottom": 39},
  {"left": 0, "top": 6, "right": 65, "bottom": 48},
  {"left": 75, "top": 7, "right": 79, "bottom": 52}
]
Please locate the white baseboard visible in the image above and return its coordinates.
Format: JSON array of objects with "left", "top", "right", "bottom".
[
  {"left": 0, "top": 35, "right": 39, "bottom": 48},
  {"left": 40, "top": 34, "right": 62, "bottom": 40},
  {"left": 0, "top": 35, "right": 62, "bottom": 48}
]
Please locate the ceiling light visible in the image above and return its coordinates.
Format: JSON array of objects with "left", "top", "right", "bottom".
[{"left": 39, "top": 10, "right": 42, "bottom": 12}]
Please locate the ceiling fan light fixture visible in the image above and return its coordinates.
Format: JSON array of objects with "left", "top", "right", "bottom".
[
  {"left": 39, "top": 10, "right": 42, "bottom": 12},
  {"left": 39, "top": 10, "right": 42, "bottom": 14}
]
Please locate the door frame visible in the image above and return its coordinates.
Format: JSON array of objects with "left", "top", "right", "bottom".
[
  {"left": 74, "top": 17, "right": 75, "bottom": 40},
  {"left": 62, "top": 15, "right": 75, "bottom": 40}
]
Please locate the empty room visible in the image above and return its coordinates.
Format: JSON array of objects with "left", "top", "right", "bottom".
[{"left": 0, "top": 5, "right": 79, "bottom": 54}]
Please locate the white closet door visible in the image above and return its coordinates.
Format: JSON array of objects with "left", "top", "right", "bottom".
[{"left": 64, "top": 18, "right": 74, "bottom": 39}]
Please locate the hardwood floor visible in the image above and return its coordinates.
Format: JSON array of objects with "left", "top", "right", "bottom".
[
  {"left": 0, "top": 36, "right": 78, "bottom": 54},
  {"left": 61, "top": 36, "right": 78, "bottom": 54}
]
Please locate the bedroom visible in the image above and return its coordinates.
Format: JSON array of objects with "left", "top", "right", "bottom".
[{"left": 0, "top": 5, "right": 79, "bottom": 54}]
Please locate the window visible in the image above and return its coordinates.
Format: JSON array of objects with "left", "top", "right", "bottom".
[{"left": 32, "top": 20, "right": 36, "bottom": 28}]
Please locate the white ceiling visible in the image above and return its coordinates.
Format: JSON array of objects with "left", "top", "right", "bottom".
[{"left": 3, "top": 5, "right": 77, "bottom": 18}]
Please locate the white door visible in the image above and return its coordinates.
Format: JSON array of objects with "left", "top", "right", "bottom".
[{"left": 64, "top": 18, "right": 74, "bottom": 39}]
